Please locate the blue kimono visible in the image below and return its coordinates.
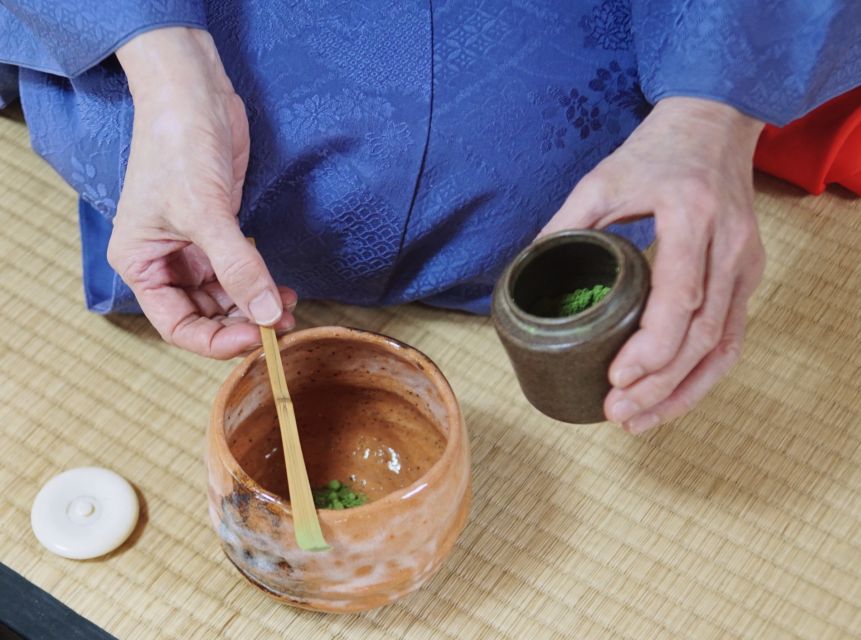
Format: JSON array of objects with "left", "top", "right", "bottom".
[{"left": 1, "top": 1, "right": 859, "bottom": 314}]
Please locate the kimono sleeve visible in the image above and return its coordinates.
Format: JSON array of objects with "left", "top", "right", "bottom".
[
  {"left": 0, "top": 0, "right": 206, "bottom": 78},
  {"left": 631, "top": 0, "right": 861, "bottom": 125}
]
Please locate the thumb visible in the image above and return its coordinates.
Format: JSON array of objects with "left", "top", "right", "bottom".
[
  {"left": 191, "top": 219, "right": 283, "bottom": 326},
  {"left": 538, "top": 173, "right": 616, "bottom": 238},
  {"left": 539, "top": 172, "right": 652, "bottom": 238}
]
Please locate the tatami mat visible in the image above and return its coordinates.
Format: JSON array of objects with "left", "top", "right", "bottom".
[{"left": 1, "top": 110, "right": 859, "bottom": 639}]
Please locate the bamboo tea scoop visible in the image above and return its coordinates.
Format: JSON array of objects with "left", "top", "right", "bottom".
[{"left": 250, "top": 240, "right": 330, "bottom": 552}]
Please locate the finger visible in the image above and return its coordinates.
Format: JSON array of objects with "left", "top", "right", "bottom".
[
  {"left": 187, "top": 288, "right": 224, "bottom": 318},
  {"left": 133, "top": 283, "right": 262, "bottom": 358},
  {"left": 539, "top": 167, "right": 655, "bottom": 238},
  {"left": 539, "top": 173, "right": 613, "bottom": 237},
  {"left": 224, "top": 285, "right": 296, "bottom": 330},
  {"left": 605, "top": 236, "right": 734, "bottom": 423},
  {"left": 273, "top": 309, "right": 296, "bottom": 331},
  {"left": 622, "top": 288, "right": 749, "bottom": 434},
  {"left": 203, "top": 281, "right": 239, "bottom": 315},
  {"left": 202, "top": 282, "right": 298, "bottom": 317},
  {"left": 227, "top": 305, "right": 295, "bottom": 326},
  {"left": 171, "top": 315, "right": 263, "bottom": 359},
  {"left": 189, "top": 219, "right": 283, "bottom": 326},
  {"left": 229, "top": 94, "right": 250, "bottom": 215},
  {"left": 165, "top": 244, "right": 211, "bottom": 287},
  {"left": 278, "top": 286, "right": 298, "bottom": 310},
  {"left": 608, "top": 207, "right": 711, "bottom": 388},
  {"left": 222, "top": 309, "right": 295, "bottom": 331}
]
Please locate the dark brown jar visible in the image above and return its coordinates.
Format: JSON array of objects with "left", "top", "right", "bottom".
[{"left": 492, "top": 230, "right": 651, "bottom": 424}]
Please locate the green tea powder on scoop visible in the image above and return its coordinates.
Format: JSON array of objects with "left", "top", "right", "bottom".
[{"left": 312, "top": 479, "right": 368, "bottom": 510}]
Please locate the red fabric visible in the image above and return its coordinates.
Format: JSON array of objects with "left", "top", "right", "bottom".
[{"left": 754, "top": 86, "right": 861, "bottom": 196}]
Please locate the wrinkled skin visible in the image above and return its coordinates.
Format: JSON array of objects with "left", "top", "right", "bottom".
[{"left": 542, "top": 97, "right": 766, "bottom": 433}]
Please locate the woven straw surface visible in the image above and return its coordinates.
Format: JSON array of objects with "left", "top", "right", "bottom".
[{"left": 1, "top": 112, "right": 859, "bottom": 639}]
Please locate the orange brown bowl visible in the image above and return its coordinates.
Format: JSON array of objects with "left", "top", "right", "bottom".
[{"left": 207, "top": 327, "right": 472, "bottom": 613}]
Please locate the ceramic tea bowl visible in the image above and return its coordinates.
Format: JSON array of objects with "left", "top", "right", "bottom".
[{"left": 207, "top": 326, "right": 471, "bottom": 613}]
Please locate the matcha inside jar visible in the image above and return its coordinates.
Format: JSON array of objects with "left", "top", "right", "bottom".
[{"left": 512, "top": 241, "right": 618, "bottom": 318}]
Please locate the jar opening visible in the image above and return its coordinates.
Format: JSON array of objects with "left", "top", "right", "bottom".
[{"left": 510, "top": 239, "right": 619, "bottom": 319}]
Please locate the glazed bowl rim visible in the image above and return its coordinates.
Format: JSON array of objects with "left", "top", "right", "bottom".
[{"left": 210, "top": 325, "right": 464, "bottom": 522}]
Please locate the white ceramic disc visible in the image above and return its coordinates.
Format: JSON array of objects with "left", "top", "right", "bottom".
[{"left": 31, "top": 467, "right": 139, "bottom": 560}]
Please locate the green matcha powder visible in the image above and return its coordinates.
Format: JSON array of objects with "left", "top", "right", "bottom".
[
  {"left": 532, "top": 284, "right": 611, "bottom": 318},
  {"left": 312, "top": 479, "right": 368, "bottom": 510}
]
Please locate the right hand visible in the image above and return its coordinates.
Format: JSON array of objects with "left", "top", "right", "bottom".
[
  {"left": 540, "top": 97, "right": 766, "bottom": 433},
  {"left": 110, "top": 28, "right": 295, "bottom": 359}
]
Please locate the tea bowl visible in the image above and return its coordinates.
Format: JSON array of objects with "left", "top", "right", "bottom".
[{"left": 206, "top": 326, "right": 471, "bottom": 613}]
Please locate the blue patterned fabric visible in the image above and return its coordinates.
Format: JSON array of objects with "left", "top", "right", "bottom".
[
  {"left": 0, "top": 0, "right": 206, "bottom": 76},
  {"left": 1, "top": 1, "right": 859, "bottom": 315},
  {"left": 632, "top": 0, "right": 861, "bottom": 126}
]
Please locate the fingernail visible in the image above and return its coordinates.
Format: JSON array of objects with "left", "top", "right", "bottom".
[
  {"left": 625, "top": 413, "right": 661, "bottom": 435},
  {"left": 609, "top": 399, "right": 639, "bottom": 423},
  {"left": 249, "top": 291, "right": 282, "bottom": 326},
  {"left": 611, "top": 366, "right": 643, "bottom": 388},
  {"left": 285, "top": 298, "right": 298, "bottom": 312}
]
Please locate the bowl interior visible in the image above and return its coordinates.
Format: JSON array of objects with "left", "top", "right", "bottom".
[
  {"left": 222, "top": 332, "right": 454, "bottom": 507},
  {"left": 511, "top": 238, "right": 619, "bottom": 317}
]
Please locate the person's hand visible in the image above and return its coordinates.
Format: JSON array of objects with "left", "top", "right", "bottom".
[
  {"left": 109, "top": 27, "right": 295, "bottom": 359},
  {"left": 541, "top": 97, "right": 766, "bottom": 434}
]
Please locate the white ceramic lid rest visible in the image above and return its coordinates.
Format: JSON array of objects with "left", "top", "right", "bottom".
[{"left": 31, "top": 467, "right": 139, "bottom": 560}]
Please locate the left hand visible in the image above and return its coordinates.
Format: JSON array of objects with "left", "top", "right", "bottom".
[{"left": 540, "top": 97, "right": 766, "bottom": 434}]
